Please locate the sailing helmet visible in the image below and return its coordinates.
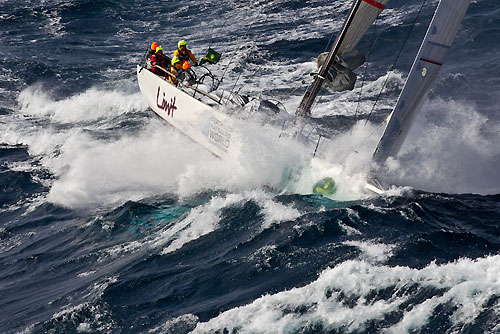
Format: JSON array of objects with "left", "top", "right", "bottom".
[
  {"left": 171, "top": 56, "right": 181, "bottom": 65},
  {"left": 155, "top": 46, "right": 163, "bottom": 53},
  {"left": 151, "top": 42, "right": 159, "bottom": 51},
  {"left": 178, "top": 40, "right": 187, "bottom": 49}
]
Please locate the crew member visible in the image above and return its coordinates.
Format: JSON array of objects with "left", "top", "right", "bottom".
[
  {"left": 148, "top": 41, "right": 159, "bottom": 59},
  {"left": 173, "top": 40, "right": 198, "bottom": 66},
  {"left": 151, "top": 46, "right": 168, "bottom": 76},
  {"left": 169, "top": 56, "right": 183, "bottom": 85}
]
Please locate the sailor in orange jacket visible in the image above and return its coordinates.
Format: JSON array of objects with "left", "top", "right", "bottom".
[{"left": 173, "top": 40, "right": 198, "bottom": 66}]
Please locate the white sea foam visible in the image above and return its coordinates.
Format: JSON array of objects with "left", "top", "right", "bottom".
[
  {"left": 289, "top": 121, "right": 382, "bottom": 200},
  {"left": 149, "top": 314, "right": 199, "bottom": 334},
  {"left": 45, "top": 120, "right": 210, "bottom": 208},
  {"left": 45, "top": 276, "right": 118, "bottom": 333},
  {"left": 311, "top": 71, "right": 405, "bottom": 118},
  {"left": 157, "top": 193, "right": 244, "bottom": 255},
  {"left": 16, "top": 88, "right": 496, "bottom": 210},
  {"left": 6, "top": 80, "right": 317, "bottom": 208},
  {"left": 7, "top": 72, "right": 497, "bottom": 213},
  {"left": 41, "top": 8, "right": 66, "bottom": 38},
  {"left": 381, "top": 98, "right": 500, "bottom": 194},
  {"left": 77, "top": 271, "right": 96, "bottom": 278},
  {"left": 191, "top": 255, "right": 500, "bottom": 334},
  {"left": 93, "top": 190, "right": 302, "bottom": 261},
  {"left": 76, "top": 322, "right": 92, "bottom": 333},
  {"left": 17, "top": 86, "right": 146, "bottom": 123},
  {"left": 343, "top": 240, "right": 395, "bottom": 263},
  {"left": 289, "top": 92, "right": 500, "bottom": 197},
  {"left": 258, "top": 196, "right": 302, "bottom": 231}
]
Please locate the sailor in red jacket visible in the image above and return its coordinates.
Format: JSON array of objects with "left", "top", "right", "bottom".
[{"left": 151, "top": 46, "right": 168, "bottom": 77}]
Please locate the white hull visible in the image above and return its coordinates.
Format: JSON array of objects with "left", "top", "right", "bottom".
[{"left": 136, "top": 65, "right": 233, "bottom": 158}]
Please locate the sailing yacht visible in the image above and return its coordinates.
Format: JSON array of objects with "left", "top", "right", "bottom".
[{"left": 137, "top": 0, "right": 471, "bottom": 195}]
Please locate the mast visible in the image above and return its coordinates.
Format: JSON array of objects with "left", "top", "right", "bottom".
[
  {"left": 296, "top": 0, "right": 362, "bottom": 117},
  {"left": 296, "top": 0, "right": 389, "bottom": 117},
  {"left": 372, "top": 0, "right": 471, "bottom": 167}
]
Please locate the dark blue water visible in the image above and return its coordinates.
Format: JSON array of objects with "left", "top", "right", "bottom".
[{"left": 1, "top": 1, "right": 500, "bottom": 333}]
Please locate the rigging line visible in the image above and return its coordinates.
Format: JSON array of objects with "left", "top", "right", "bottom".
[
  {"left": 237, "top": 7, "right": 308, "bottom": 104},
  {"left": 235, "top": 64, "right": 259, "bottom": 95},
  {"left": 233, "top": 39, "right": 263, "bottom": 95},
  {"left": 216, "top": 0, "right": 260, "bottom": 83},
  {"left": 283, "top": 84, "right": 308, "bottom": 101},
  {"left": 296, "top": 19, "right": 339, "bottom": 113},
  {"left": 217, "top": 32, "right": 255, "bottom": 103},
  {"left": 225, "top": 73, "right": 244, "bottom": 105},
  {"left": 304, "top": 96, "right": 326, "bottom": 156},
  {"left": 350, "top": 117, "right": 388, "bottom": 153},
  {"left": 223, "top": 46, "right": 261, "bottom": 102},
  {"left": 364, "top": 0, "right": 428, "bottom": 125},
  {"left": 323, "top": 0, "right": 354, "bottom": 53},
  {"left": 229, "top": 40, "right": 262, "bottom": 102},
  {"left": 353, "top": 15, "right": 380, "bottom": 131},
  {"left": 218, "top": 1, "right": 261, "bottom": 83},
  {"left": 323, "top": 27, "right": 338, "bottom": 53},
  {"left": 313, "top": 135, "right": 322, "bottom": 157},
  {"left": 311, "top": 94, "right": 324, "bottom": 118},
  {"left": 279, "top": 6, "right": 337, "bottom": 113},
  {"left": 219, "top": 31, "right": 252, "bottom": 81},
  {"left": 278, "top": 3, "right": 341, "bottom": 109}
]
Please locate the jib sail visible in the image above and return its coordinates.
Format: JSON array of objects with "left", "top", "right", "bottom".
[{"left": 372, "top": 0, "right": 471, "bottom": 167}]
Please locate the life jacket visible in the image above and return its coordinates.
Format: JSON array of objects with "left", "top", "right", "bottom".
[{"left": 173, "top": 48, "right": 197, "bottom": 64}]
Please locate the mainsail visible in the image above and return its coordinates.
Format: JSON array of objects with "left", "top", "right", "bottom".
[
  {"left": 371, "top": 0, "right": 471, "bottom": 170},
  {"left": 296, "top": 0, "right": 389, "bottom": 117}
]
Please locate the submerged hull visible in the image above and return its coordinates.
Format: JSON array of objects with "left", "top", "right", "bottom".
[{"left": 136, "top": 65, "right": 233, "bottom": 158}]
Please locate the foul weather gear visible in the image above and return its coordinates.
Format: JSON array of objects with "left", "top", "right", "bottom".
[
  {"left": 147, "top": 41, "right": 160, "bottom": 59},
  {"left": 173, "top": 47, "right": 198, "bottom": 65},
  {"left": 171, "top": 56, "right": 181, "bottom": 65},
  {"left": 169, "top": 64, "right": 183, "bottom": 85}
]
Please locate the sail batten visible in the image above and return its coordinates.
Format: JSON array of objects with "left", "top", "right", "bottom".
[{"left": 372, "top": 0, "right": 471, "bottom": 170}]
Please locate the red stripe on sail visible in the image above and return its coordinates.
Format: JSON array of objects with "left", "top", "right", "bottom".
[
  {"left": 363, "top": 0, "right": 385, "bottom": 10},
  {"left": 420, "top": 58, "right": 443, "bottom": 66}
]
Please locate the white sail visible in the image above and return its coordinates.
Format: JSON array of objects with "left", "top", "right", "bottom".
[
  {"left": 338, "top": 0, "right": 390, "bottom": 55},
  {"left": 318, "top": 0, "right": 390, "bottom": 92},
  {"left": 372, "top": 0, "right": 471, "bottom": 167}
]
